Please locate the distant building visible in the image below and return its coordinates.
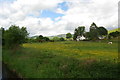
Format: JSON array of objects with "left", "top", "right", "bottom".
[
  {"left": 76, "top": 35, "right": 86, "bottom": 41},
  {"left": 98, "top": 36, "right": 105, "bottom": 39}
]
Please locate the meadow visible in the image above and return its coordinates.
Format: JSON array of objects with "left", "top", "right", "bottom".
[{"left": 3, "top": 41, "right": 119, "bottom": 78}]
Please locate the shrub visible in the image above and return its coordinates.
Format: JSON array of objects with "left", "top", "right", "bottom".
[
  {"left": 4, "top": 25, "right": 28, "bottom": 48},
  {"left": 60, "top": 37, "right": 65, "bottom": 41}
]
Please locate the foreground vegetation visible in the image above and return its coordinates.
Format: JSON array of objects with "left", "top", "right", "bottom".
[{"left": 3, "top": 41, "right": 119, "bottom": 78}]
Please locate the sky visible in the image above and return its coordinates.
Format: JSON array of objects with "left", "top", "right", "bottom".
[{"left": 0, "top": 0, "right": 119, "bottom": 36}]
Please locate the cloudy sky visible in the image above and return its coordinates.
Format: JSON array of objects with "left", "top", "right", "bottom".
[{"left": 0, "top": 0, "right": 119, "bottom": 36}]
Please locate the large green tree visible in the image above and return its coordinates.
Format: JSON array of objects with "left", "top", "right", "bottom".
[
  {"left": 59, "top": 37, "right": 65, "bottom": 41},
  {"left": 4, "top": 25, "right": 28, "bottom": 48},
  {"left": 98, "top": 27, "right": 108, "bottom": 36},
  {"left": 77, "top": 26, "right": 85, "bottom": 36},
  {"left": 73, "top": 26, "right": 85, "bottom": 40},
  {"left": 89, "top": 23, "right": 108, "bottom": 40},
  {"left": 89, "top": 22, "right": 99, "bottom": 40},
  {"left": 73, "top": 28, "right": 78, "bottom": 40},
  {"left": 84, "top": 32, "right": 91, "bottom": 40}
]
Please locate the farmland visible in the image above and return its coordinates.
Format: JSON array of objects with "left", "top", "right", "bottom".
[{"left": 3, "top": 41, "right": 119, "bottom": 78}]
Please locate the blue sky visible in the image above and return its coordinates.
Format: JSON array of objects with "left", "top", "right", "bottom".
[
  {"left": 58, "top": 2, "right": 68, "bottom": 11},
  {"left": 0, "top": 0, "right": 15, "bottom": 3},
  {"left": 29, "top": 2, "right": 68, "bottom": 21},
  {"left": 40, "top": 10, "right": 64, "bottom": 21}
]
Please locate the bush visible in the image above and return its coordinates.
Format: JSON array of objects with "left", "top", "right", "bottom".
[
  {"left": 4, "top": 25, "right": 28, "bottom": 48},
  {"left": 52, "top": 37, "right": 60, "bottom": 41},
  {"left": 60, "top": 37, "right": 65, "bottom": 41},
  {"left": 109, "top": 31, "right": 120, "bottom": 39},
  {"left": 43, "top": 37, "right": 50, "bottom": 41}
]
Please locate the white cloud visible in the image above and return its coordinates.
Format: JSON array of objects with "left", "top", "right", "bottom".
[
  {"left": 58, "top": 0, "right": 119, "bottom": 32},
  {"left": 56, "top": 8, "right": 65, "bottom": 14},
  {"left": 55, "top": 17, "right": 61, "bottom": 21},
  {"left": 0, "top": 0, "right": 119, "bottom": 36}
]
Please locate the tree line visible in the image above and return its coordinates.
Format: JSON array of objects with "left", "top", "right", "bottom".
[
  {"left": 28, "top": 35, "right": 65, "bottom": 43},
  {"left": 73, "top": 22, "right": 108, "bottom": 41},
  {"left": 66, "top": 22, "right": 120, "bottom": 41},
  {"left": 0, "top": 23, "right": 120, "bottom": 49},
  {"left": 0, "top": 25, "right": 66, "bottom": 49}
]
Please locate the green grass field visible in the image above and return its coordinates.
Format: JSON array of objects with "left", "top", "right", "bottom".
[{"left": 3, "top": 41, "right": 119, "bottom": 78}]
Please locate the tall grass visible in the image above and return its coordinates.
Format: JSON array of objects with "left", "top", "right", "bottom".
[{"left": 3, "top": 41, "right": 119, "bottom": 78}]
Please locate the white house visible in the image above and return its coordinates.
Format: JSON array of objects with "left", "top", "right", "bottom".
[
  {"left": 76, "top": 35, "right": 86, "bottom": 41},
  {"left": 98, "top": 36, "right": 106, "bottom": 39}
]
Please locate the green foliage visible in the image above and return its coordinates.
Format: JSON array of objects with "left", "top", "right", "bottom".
[
  {"left": 59, "top": 37, "right": 65, "bottom": 41},
  {"left": 52, "top": 37, "right": 65, "bottom": 41},
  {"left": 89, "top": 23, "right": 108, "bottom": 40},
  {"left": 73, "top": 28, "right": 78, "bottom": 40},
  {"left": 98, "top": 27, "right": 108, "bottom": 36},
  {"left": 109, "top": 31, "right": 120, "bottom": 39},
  {"left": 4, "top": 25, "right": 28, "bottom": 48},
  {"left": 66, "top": 33, "right": 72, "bottom": 39},
  {"left": 73, "top": 23, "right": 108, "bottom": 41},
  {"left": 84, "top": 32, "right": 91, "bottom": 40},
  {"left": 89, "top": 22, "right": 99, "bottom": 40},
  {"left": 39, "top": 35, "right": 44, "bottom": 39},
  {"left": 90, "top": 22, "right": 98, "bottom": 31},
  {"left": 36, "top": 35, "right": 50, "bottom": 42},
  {"left": 108, "top": 28, "right": 120, "bottom": 34},
  {"left": 36, "top": 35, "right": 43, "bottom": 41},
  {"left": 43, "top": 37, "right": 50, "bottom": 41},
  {"left": 52, "top": 37, "right": 60, "bottom": 41},
  {"left": 27, "top": 38, "right": 37, "bottom": 43},
  {"left": 73, "top": 26, "right": 85, "bottom": 40},
  {"left": 77, "top": 26, "right": 85, "bottom": 36}
]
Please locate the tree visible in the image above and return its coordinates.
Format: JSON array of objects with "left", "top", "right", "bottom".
[
  {"left": 20, "top": 27, "right": 28, "bottom": 43},
  {"left": 38, "top": 35, "right": 44, "bottom": 39},
  {"left": 84, "top": 32, "right": 91, "bottom": 40},
  {"left": 66, "top": 33, "right": 72, "bottom": 39},
  {"left": 73, "top": 26, "right": 85, "bottom": 40},
  {"left": 27, "top": 38, "right": 37, "bottom": 43},
  {"left": 98, "top": 27, "right": 108, "bottom": 37},
  {"left": 36, "top": 35, "right": 50, "bottom": 42},
  {"left": 43, "top": 37, "right": 49, "bottom": 41},
  {"left": 73, "top": 28, "right": 78, "bottom": 40},
  {"left": 60, "top": 37, "right": 65, "bottom": 41},
  {"left": 89, "top": 22, "right": 99, "bottom": 40},
  {"left": 109, "top": 31, "right": 120, "bottom": 38},
  {"left": 52, "top": 37, "right": 60, "bottom": 41},
  {"left": 4, "top": 25, "right": 28, "bottom": 48},
  {"left": 36, "top": 35, "right": 43, "bottom": 42},
  {"left": 77, "top": 26, "right": 85, "bottom": 36}
]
